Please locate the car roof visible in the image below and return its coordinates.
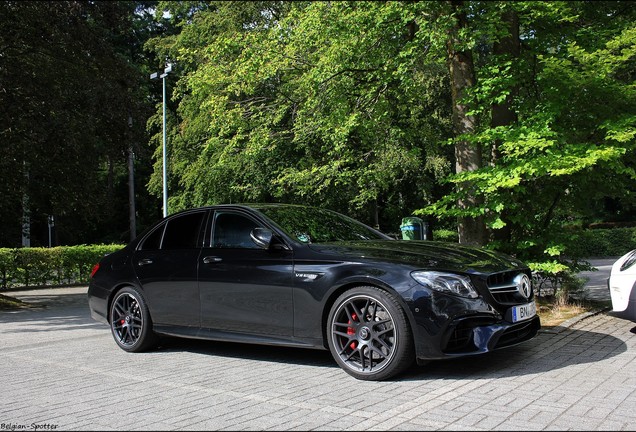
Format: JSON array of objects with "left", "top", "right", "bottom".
[{"left": 169, "top": 203, "right": 317, "bottom": 214}]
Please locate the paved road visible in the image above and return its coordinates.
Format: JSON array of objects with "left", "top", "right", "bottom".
[
  {"left": 1, "top": 260, "right": 635, "bottom": 431},
  {"left": 577, "top": 257, "right": 618, "bottom": 301}
]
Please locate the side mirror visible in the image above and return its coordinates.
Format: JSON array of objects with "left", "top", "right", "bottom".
[{"left": 250, "top": 227, "right": 274, "bottom": 249}]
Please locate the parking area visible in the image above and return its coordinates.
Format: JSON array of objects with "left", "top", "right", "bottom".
[{"left": 1, "top": 283, "right": 635, "bottom": 431}]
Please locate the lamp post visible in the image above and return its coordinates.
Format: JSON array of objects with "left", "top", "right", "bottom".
[
  {"left": 127, "top": 114, "right": 136, "bottom": 241},
  {"left": 150, "top": 63, "right": 173, "bottom": 218}
]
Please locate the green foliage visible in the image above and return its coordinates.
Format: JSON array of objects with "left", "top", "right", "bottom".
[
  {"left": 0, "top": 249, "right": 13, "bottom": 290},
  {"left": 562, "top": 228, "right": 636, "bottom": 258},
  {"left": 432, "top": 229, "right": 459, "bottom": 243},
  {"left": 531, "top": 263, "right": 587, "bottom": 300},
  {"left": 416, "top": 1, "right": 636, "bottom": 270},
  {"left": 528, "top": 260, "right": 571, "bottom": 276},
  {"left": 0, "top": 1, "right": 161, "bottom": 247},
  {"left": 142, "top": 2, "right": 636, "bottom": 272},
  {"left": 1, "top": 0, "right": 634, "bottom": 266},
  {"left": 0, "top": 245, "right": 123, "bottom": 289},
  {"left": 523, "top": 226, "right": 635, "bottom": 298},
  {"left": 146, "top": 1, "right": 454, "bottom": 227}
]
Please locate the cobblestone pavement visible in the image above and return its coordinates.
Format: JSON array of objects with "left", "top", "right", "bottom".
[{"left": 1, "top": 259, "right": 635, "bottom": 431}]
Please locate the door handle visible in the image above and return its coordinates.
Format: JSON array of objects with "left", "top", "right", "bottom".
[
  {"left": 137, "top": 258, "right": 153, "bottom": 266},
  {"left": 203, "top": 256, "right": 223, "bottom": 264}
]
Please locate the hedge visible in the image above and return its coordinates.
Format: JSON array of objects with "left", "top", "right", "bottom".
[
  {"left": 562, "top": 227, "right": 636, "bottom": 258},
  {"left": 1, "top": 227, "right": 633, "bottom": 289},
  {"left": 0, "top": 244, "right": 124, "bottom": 289},
  {"left": 431, "top": 227, "right": 636, "bottom": 258}
]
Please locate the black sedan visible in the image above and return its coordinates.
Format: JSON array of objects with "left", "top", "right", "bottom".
[{"left": 88, "top": 203, "right": 540, "bottom": 381}]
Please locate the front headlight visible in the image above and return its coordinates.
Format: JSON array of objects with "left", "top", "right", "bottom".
[
  {"left": 620, "top": 250, "right": 636, "bottom": 272},
  {"left": 411, "top": 271, "right": 479, "bottom": 299}
]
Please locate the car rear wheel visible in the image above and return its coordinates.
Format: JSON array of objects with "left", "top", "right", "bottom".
[
  {"left": 327, "top": 286, "right": 414, "bottom": 381},
  {"left": 109, "top": 286, "right": 157, "bottom": 352}
]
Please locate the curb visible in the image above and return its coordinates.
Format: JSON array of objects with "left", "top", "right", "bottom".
[{"left": 1, "top": 283, "right": 85, "bottom": 292}]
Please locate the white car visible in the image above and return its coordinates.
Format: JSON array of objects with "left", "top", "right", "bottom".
[{"left": 608, "top": 250, "right": 636, "bottom": 323}]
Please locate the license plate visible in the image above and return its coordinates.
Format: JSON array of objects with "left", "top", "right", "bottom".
[{"left": 511, "top": 302, "right": 536, "bottom": 323}]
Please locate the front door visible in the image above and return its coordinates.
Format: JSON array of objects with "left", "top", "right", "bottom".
[{"left": 198, "top": 210, "right": 294, "bottom": 336}]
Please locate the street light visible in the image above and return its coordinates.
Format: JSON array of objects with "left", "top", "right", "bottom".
[
  {"left": 150, "top": 62, "right": 173, "bottom": 218},
  {"left": 127, "top": 114, "right": 136, "bottom": 241}
]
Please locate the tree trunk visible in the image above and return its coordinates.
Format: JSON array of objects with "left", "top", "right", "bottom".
[
  {"left": 447, "top": 0, "right": 487, "bottom": 246},
  {"left": 491, "top": 9, "right": 520, "bottom": 245},
  {"left": 491, "top": 9, "right": 520, "bottom": 155}
]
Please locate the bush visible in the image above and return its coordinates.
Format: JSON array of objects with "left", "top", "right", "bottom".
[
  {"left": 0, "top": 244, "right": 124, "bottom": 289},
  {"left": 432, "top": 229, "right": 459, "bottom": 242},
  {"left": 529, "top": 226, "right": 636, "bottom": 299},
  {"left": 563, "top": 227, "right": 636, "bottom": 258}
]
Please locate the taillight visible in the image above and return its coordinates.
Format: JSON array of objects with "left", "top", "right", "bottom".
[{"left": 90, "top": 263, "right": 100, "bottom": 278}]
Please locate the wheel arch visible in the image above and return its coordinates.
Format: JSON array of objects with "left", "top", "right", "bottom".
[
  {"left": 320, "top": 278, "right": 417, "bottom": 350},
  {"left": 107, "top": 282, "right": 148, "bottom": 321}
]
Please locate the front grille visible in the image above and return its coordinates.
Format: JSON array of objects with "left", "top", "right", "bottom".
[
  {"left": 446, "top": 325, "right": 474, "bottom": 353},
  {"left": 486, "top": 270, "right": 532, "bottom": 305},
  {"left": 444, "top": 317, "right": 496, "bottom": 353}
]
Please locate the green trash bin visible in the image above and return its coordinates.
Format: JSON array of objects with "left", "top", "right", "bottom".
[{"left": 400, "top": 217, "right": 425, "bottom": 240}]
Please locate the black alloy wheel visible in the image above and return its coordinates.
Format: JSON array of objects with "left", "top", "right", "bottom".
[
  {"left": 327, "top": 286, "right": 414, "bottom": 381},
  {"left": 109, "top": 286, "right": 156, "bottom": 352}
]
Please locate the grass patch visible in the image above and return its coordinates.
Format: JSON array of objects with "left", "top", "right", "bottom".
[{"left": 536, "top": 296, "right": 611, "bottom": 327}]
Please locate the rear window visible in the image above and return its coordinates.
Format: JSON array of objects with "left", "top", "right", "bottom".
[{"left": 162, "top": 212, "right": 206, "bottom": 250}]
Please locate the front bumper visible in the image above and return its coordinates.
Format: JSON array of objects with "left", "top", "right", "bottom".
[
  {"left": 441, "top": 313, "right": 540, "bottom": 354},
  {"left": 407, "top": 290, "right": 541, "bottom": 360}
]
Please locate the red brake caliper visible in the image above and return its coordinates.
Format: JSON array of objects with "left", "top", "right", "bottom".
[{"left": 347, "top": 313, "right": 358, "bottom": 350}]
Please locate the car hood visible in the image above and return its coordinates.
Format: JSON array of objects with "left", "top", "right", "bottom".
[{"left": 307, "top": 240, "right": 527, "bottom": 274}]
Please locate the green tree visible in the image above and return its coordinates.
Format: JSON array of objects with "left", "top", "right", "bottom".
[
  {"left": 419, "top": 1, "right": 636, "bottom": 269},
  {"left": 145, "top": 0, "right": 636, "bottom": 273},
  {"left": 0, "top": 1, "right": 161, "bottom": 246},
  {"left": 147, "top": 1, "right": 453, "bottom": 228}
]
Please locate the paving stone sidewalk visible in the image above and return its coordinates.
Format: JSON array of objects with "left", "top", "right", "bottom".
[{"left": 1, "top": 258, "right": 634, "bottom": 431}]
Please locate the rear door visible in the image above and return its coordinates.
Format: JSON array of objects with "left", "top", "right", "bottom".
[{"left": 133, "top": 210, "right": 208, "bottom": 327}]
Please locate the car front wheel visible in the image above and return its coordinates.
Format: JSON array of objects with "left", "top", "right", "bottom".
[
  {"left": 327, "top": 286, "right": 414, "bottom": 381},
  {"left": 109, "top": 286, "right": 157, "bottom": 352}
]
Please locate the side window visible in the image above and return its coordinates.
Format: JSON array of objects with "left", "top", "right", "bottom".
[
  {"left": 162, "top": 211, "right": 206, "bottom": 250},
  {"left": 139, "top": 224, "right": 164, "bottom": 250},
  {"left": 212, "top": 213, "right": 260, "bottom": 249}
]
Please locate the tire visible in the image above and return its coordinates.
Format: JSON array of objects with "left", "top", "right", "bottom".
[
  {"left": 109, "top": 286, "right": 157, "bottom": 353},
  {"left": 327, "top": 286, "right": 414, "bottom": 381}
]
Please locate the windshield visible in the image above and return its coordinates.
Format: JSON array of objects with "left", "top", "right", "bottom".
[{"left": 254, "top": 205, "right": 391, "bottom": 244}]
